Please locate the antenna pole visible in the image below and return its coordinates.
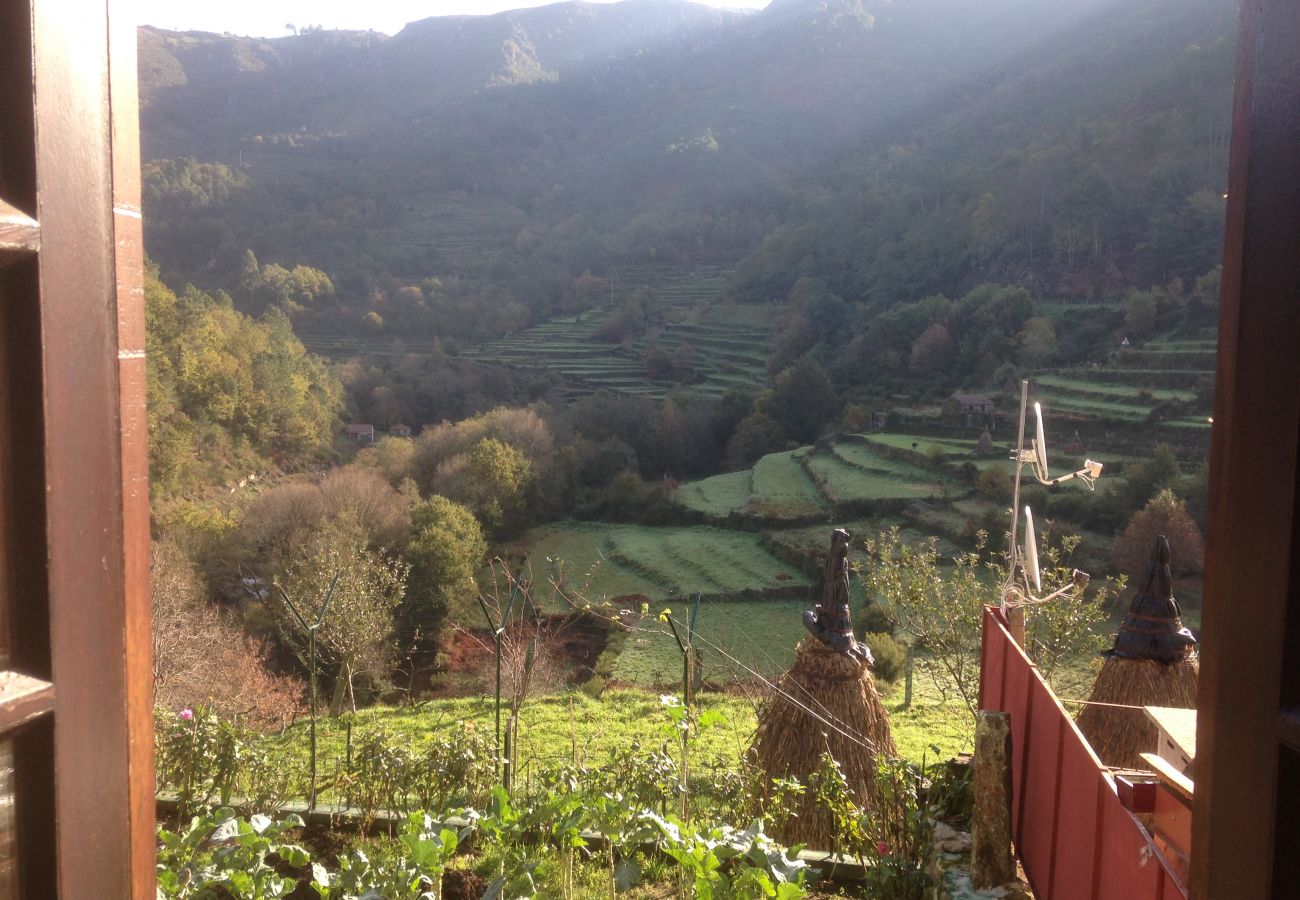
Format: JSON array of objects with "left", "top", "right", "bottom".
[
  {"left": 1006, "top": 380, "right": 1030, "bottom": 645},
  {"left": 1009, "top": 380, "right": 1029, "bottom": 577}
]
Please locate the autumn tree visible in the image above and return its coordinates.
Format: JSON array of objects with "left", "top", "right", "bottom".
[
  {"left": 1112, "top": 489, "right": 1205, "bottom": 578},
  {"left": 152, "top": 538, "right": 303, "bottom": 728},
  {"left": 146, "top": 265, "right": 343, "bottom": 496}
]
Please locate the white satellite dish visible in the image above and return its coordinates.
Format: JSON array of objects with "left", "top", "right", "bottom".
[
  {"left": 1023, "top": 505, "right": 1041, "bottom": 593},
  {"left": 1034, "top": 402, "right": 1049, "bottom": 477}
]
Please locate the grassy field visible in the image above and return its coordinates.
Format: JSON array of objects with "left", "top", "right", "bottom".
[
  {"left": 274, "top": 681, "right": 974, "bottom": 788},
  {"left": 749, "top": 449, "right": 828, "bottom": 518},
  {"left": 804, "top": 451, "right": 945, "bottom": 504},
  {"left": 508, "top": 522, "right": 811, "bottom": 611},
  {"left": 674, "top": 470, "right": 752, "bottom": 517},
  {"left": 611, "top": 597, "right": 809, "bottom": 685}
]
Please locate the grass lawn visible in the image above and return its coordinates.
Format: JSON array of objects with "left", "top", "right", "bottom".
[
  {"left": 612, "top": 597, "right": 809, "bottom": 685},
  {"left": 268, "top": 679, "right": 976, "bottom": 804}
]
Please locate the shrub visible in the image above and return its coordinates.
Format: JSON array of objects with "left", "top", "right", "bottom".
[
  {"left": 152, "top": 540, "right": 304, "bottom": 730},
  {"left": 865, "top": 632, "right": 907, "bottom": 684},
  {"left": 856, "top": 601, "right": 894, "bottom": 637}
]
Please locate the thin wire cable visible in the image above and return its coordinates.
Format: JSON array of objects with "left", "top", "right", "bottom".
[
  {"left": 694, "top": 594, "right": 873, "bottom": 750},
  {"left": 544, "top": 576, "right": 881, "bottom": 753},
  {"left": 1057, "top": 698, "right": 1154, "bottom": 711},
  {"left": 666, "top": 614, "right": 880, "bottom": 754}
]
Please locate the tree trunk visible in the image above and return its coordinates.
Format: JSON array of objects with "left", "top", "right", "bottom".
[{"left": 329, "top": 662, "right": 350, "bottom": 716}]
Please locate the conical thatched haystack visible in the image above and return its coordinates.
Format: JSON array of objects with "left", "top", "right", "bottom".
[
  {"left": 1077, "top": 535, "right": 1198, "bottom": 770},
  {"left": 751, "top": 530, "right": 897, "bottom": 849}
]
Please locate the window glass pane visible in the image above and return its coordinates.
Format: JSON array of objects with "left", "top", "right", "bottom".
[{"left": 0, "top": 739, "right": 14, "bottom": 898}]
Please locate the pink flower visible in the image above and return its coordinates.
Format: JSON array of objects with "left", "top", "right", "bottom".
[
  {"left": 179, "top": 707, "right": 194, "bottom": 721},
  {"left": 875, "top": 841, "right": 890, "bottom": 856}
]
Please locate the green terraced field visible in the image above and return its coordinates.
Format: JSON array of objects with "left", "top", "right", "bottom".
[
  {"left": 612, "top": 597, "right": 808, "bottom": 685},
  {"left": 748, "top": 450, "right": 827, "bottom": 518},
  {"left": 510, "top": 522, "right": 810, "bottom": 612},
  {"left": 804, "top": 452, "right": 946, "bottom": 504},
  {"left": 455, "top": 267, "right": 777, "bottom": 400},
  {"left": 1033, "top": 375, "right": 1199, "bottom": 403},
  {"left": 1032, "top": 392, "right": 1155, "bottom": 420},
  {"left": 674, "top": 470, "right": 752, "bottom": 517},
  {"left": 830, "top": 441, "right": 950, "bottom": 478},
  {"left": 861, "top": 433, "right": 978, "bottom": 457},
  {"left": 675, "top": 440, "right": 948, "bottom": 522}
]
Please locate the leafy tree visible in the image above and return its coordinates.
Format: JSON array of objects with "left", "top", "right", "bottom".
[
  {"left": 274, "top": 516, "right": 408, "bottom": 714},
  {"left": 355, "top": 435, "right": 419, "bottom": 485},
  {"left": 764, "top": 358, "right": 840, "bottom": 444},
  {"left": 1122, "top": 443, "right": 1182, "bottom": 510},
  {"left": 1112, "top": 489, "right": 1205, "bottom": 578},
  {"left": 1017, "top": 316, "right": 1058, "bottom": 365},
  {"left": 863, "top": 529, "right": 1112, "bottom": 714},
  {"left": 725, "top": 412, "right": 788, "bottom": 470},
  {"left": 146, "top": 265, "right": 343, "bottom": 496},
  {"left": 1124, "top": 289, "right": 1159, "bottom": 338},
  {"left": 405, "top": 496, "right": 487, "bottom": 640}
]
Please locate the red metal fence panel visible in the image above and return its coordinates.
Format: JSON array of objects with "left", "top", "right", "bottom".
[
  {"left": 979, "top": 607, "right": 1188, "bottom": 900},
  {"left": 1052, "top": 733, "right": 1102, "bottom": 900}
]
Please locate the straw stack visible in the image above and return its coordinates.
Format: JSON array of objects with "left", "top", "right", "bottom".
[
  {"left": 751, "top": 530, "right": 897, "bottom": 849},
  {"left": 1077, "top": 535, "right": 1198, "bottom": 770}
]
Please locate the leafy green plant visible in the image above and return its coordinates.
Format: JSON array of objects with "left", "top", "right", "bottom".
[
  {"left": 156, "top": 808, "right": 317, "bottom": 900},
  {"left": 860, "top": 756, "right": 934, "bottom": 900},
  {"left": 864, "top": 631, "right": 907, "bottom": 683},
  {"left": 156, "top": 707, "right": 246, "bottom": 821},
  {"left": 477, "top": 785, "right": 539, "bottom": 899},
  {"left": 329, "top": 812, "right": 475, "bottom": 900},
  {"left": 639, "top": 813, "right": 809, "bottom": 899}
]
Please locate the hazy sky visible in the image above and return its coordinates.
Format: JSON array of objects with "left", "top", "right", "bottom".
[{"left": 138, "top": 0, "right": 771, "bottom": 38}]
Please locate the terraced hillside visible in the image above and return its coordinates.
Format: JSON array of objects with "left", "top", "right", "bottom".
[
  {"left": 1027, "top": 332, "right": 1216, "bottom": 434},
  {"left": 510, "top": 521, "right": 812, "bottom": 610},
  {"left": 675, "top": 439, "right": 950, "bottom": 522},
  {"left": 462, "top": 268, "right": 775, "bottom": 400}
]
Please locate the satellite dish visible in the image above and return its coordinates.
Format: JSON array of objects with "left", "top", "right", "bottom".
[
  {"left": 1034, "top": 402, "right": 1049, "bottom": 477},
  {"left": 1023, "top": 505, "right": 1041, "bottom": 593}
]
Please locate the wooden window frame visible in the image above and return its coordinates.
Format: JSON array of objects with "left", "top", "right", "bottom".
[
  {"left": 0, "top": 0, "right": 1294, "bottom": 896},
  {"left": 1191, "top": 1, "right": 1300, "bottom": 897},
  {"left": 1, "top": 0, "right": 154, "bottom": 895}
]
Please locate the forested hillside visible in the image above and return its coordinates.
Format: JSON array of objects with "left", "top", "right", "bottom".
[
  {"left": 140, "top": 0, "right": 1233, "bottom": 367},
  {"left": 146, "top": 266, "right": 343, "bottom": 494}
]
